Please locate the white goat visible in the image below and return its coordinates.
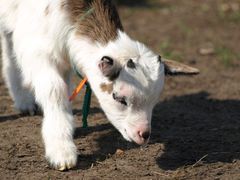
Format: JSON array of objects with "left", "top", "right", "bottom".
[{"left": 0, "top": 0, "right": 199, "bottom": 170}]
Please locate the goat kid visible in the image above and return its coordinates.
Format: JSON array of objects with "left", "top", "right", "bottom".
[{"left": 0, "top": 0, "right": 199, "bottom": 170}]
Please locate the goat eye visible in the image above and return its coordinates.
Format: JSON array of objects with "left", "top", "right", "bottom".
[
  {"left": 127, "top": 59, "right": 136, "bottom": 69},
  {"left": 112, "top": 93, "right": 127, "bottom": 106}
]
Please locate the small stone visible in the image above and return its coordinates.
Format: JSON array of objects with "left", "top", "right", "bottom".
[
  {"left": 220, "top": 3, "right": 231, "bottom": 13},
  {"left": 199, "top": 47, "right": 215, "bottom": 55},
  {"left": 220, "top": 3, "right": 239, "bottom": 13},
  {"left": 116, "top": 149, "right": 124, "bottom": 155},
  {"left": 199, "top": 43, "right": 215, "bottom": 56}
]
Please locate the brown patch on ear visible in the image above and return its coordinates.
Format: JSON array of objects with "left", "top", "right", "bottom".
[
  {"left": 163, "top": 59, "right": 200, "bottom": 76},
  {"left": 100, "top": 83, "right": 113, "bottom": 94}
]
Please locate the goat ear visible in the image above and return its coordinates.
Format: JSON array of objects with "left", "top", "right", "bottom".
[
  {"left": 163, "top": 59, "right": 199, "bottom": 76},
  {"left": 99, "top": 56, "right": 121, "bottom": 81}
]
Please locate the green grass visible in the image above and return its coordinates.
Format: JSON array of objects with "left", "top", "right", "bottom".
[
  {"left": 230, "top": 11, "right": 240, "bottom": 22},
  {"left": 216, "top": 47, "right": 240, "bottom": 66},
  {"left": 200, "top": 3, "right": 210, "bottom": 12},
  {"left": 159, "top": 40, "right": 183, "bottom": 61},
  {"left": 177, "top": 22, "right": 193, "bottom": 38},
  {"left": 218, "top": 6, "right": 240, "bottom": 23},
  {"left": 219, "top": 11, "right": 240, "bottom": 23}
]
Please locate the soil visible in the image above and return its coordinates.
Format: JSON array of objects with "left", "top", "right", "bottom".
[{"left": 0, "top": 0, "right": 240, "bottom": 179}]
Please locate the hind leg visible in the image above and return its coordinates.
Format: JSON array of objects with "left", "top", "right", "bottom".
[{"left": 1, "top": 31, "right": 38, "bottom": 115}]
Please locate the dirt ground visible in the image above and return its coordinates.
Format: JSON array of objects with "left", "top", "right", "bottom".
[{"left": 0, "top": 0, "right": 240, "bottom": 179}]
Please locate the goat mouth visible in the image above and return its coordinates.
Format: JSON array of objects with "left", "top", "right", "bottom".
[
  {"left": 123, "top": 128, "right": 133, "bottom": 142},
  {"left": 123, "top": 129, "right": 146, "bottom": 145},
  {"left": 124, "top": 129, "right": 131, "bottom": 140}
]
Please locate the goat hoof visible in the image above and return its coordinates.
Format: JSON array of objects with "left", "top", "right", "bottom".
[
  {"left": 19, "top": 103, "right": 41, "bottom": 116},
  {"left": 57, "top": 163, "right": 74, "bottom": 171}
]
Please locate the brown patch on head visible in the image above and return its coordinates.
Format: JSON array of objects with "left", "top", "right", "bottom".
[
  {"left": 100, "top": 83, "right": 113, "bottom": 94},
  {"left": 64, "top": 0, "right": 123, "bottom": 44},
  {"left": 45, "top": 5, "right": 50, "bottom": 16}
]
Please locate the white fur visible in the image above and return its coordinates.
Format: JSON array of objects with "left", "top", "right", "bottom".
[{"left": 0, "top": 0, "right": 165, "bottom": 170}]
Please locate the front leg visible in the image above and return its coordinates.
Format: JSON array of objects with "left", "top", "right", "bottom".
[{"left": 32, "top": 67, "right": 77, "bottom": 170}]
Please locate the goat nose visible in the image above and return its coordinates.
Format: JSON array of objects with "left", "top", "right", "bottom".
[{"left": 140, "top": 131, "right": 150, "bottom": 140}]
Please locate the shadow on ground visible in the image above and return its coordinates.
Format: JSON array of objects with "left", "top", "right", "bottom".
[
  {"left": 0, "top": 114, "right": 24, "bottom": 122},
  {"left": 73, "top": 91, "right": 240, "bottom": 170},
  {"left": 74, "top": 107, "right": 138, "bottom": 170},
  {"left": 151, "top": 92, "right": 240, "bottom": 170},
  {"left": 76, "top": 130, "right": 138, "bottom": 170},
  {"left": 2, "top": 91, "right": 239, "bottom": 171}
]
